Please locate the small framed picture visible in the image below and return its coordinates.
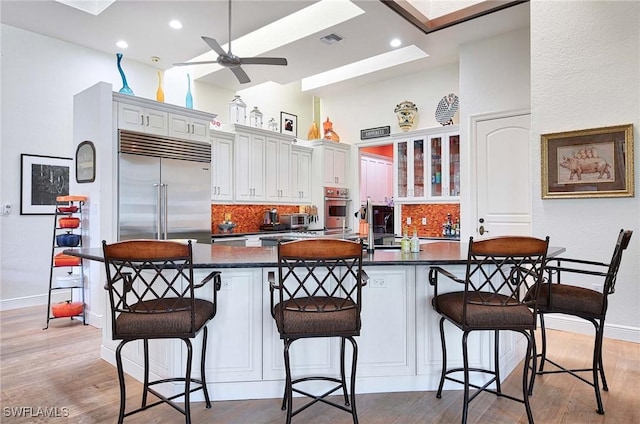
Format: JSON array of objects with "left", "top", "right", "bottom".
[
  {"left": 280, "top": 112, "right": 297, "bottom": 137},
  {"left": 541, "top": 124, "right": 634, "bottom": 199},
  {"left": 75, "top": 140, "right": 96, "bottom": 183},
  {"left": 20, "top": 154, "right": 72, "bottom": 215}
]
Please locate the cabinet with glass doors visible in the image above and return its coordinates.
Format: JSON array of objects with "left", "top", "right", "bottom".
[{"left": 394, "top": 126, "right": 459, "bottom": 202}]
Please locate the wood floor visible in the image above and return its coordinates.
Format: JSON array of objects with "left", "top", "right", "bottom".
[{"left": 1, "top": 306, "right": 638, "bottom": 424}]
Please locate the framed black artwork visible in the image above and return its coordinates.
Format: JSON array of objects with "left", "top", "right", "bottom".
[{"left": 20, "top": 154, "right": 72, "bottom": 215}]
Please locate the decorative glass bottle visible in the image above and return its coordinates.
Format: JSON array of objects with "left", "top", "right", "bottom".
[
  {"left": 156, "top": 71, "right": 165, "bottom": 103},
  {"left": 249, "top": 106, "right": 263, "bottom": 128},
  {"left": 116, "top": 53, "right": 134, "bottom": 95},
  {"left": 185, "top": 74, "right": 193, "bottom": 109},
  {"left": 268, "top": 118, "right": 278, "bottom": 132},
  {"left": 228, "top": 95, "right": 246, "bottom": 125}
]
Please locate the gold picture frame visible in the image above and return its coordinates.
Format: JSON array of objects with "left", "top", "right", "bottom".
[{"left": 541, "top": 124, "right": 634, "bottom": 199}]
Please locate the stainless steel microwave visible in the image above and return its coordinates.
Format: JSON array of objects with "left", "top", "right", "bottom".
[{"left": 280, "top": 213, "right": 310, "bottom": 230}]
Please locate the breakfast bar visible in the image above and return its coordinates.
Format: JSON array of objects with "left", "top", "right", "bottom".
[{"left": 67, "top": 241, "right": 565, "bottom": 402}]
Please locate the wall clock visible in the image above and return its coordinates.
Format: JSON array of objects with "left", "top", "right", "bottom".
[
  {"left": 75, "top": 140, "right": 95, "bottom": 183},
  {"left": 435, "top": 93, "right": 459, "bottom": 126}
]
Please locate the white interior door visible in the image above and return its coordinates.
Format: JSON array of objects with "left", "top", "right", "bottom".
[{"left": 475, "top": 113, "right": 532, "bottom": 238}]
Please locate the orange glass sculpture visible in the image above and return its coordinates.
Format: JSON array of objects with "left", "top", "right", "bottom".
[{"left": 323, "top": 117, "right": 340, "bottom": 142}]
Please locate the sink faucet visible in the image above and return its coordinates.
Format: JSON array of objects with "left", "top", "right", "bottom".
[{"left": 366, "top": 197, "right": 374, "bottom": 253}]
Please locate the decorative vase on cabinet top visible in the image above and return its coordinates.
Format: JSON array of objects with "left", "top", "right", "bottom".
[
  {"left": 185, "top": 74, "right": 193, "bottom": 109},
  {"left": 116, "top": 53, "right": 134, "bottom": 95},
  {"left": 323, "top": 117, "right": 340, "bottom": 142},
  {"left": 394, "top": 100, "right": 418, "bottom": 131},
  {"left": 307, "top": 121, "right": 320, "bottom": 140},
  {"left": 156, "top": 71, "right": 165, "bottom": 103}
]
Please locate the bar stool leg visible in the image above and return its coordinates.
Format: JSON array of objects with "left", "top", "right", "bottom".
[
  {"left": 522, "top": 330, "right": 534, "bottom": 424},
  {"left": 200, "top": 327, "right": 212, "bottom": 409},
  {"left": 436, "top": 317, "right": 447, "bottom": 398},
  {"left": 115, "top": 341, "right": 128, "bottom": 424},
  {"left": 183, "top": 338, "right": 193, "bottom": 424},
  {"left": 494, "top": 330, "right": 501, "bottom": 394},
  {"left": 347, "top": 336, "right": 359, "bottom": 424},
  {"left": 283, "top": 339, "right": 294, "bottom": 424},
  {"left": 142, "top": 339, "right": 150, "bottom": 407},
  {"left": 461, "top": 331, "right": 471, "bottom": 424},
  {"left": 340, "top": 337, "right": 350, "bottom": 406}
]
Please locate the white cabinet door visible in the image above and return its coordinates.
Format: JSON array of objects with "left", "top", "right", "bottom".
[
  {"left": 190, "top": 269, "right": 263, "bottom": 383},
  {"left": 118, "top": 102, "right": 167, "bottom": 135},
  {"left": 264, "top": 137, "right": 291, "bottom": 202},
  {"left": 168, "top": 114, "right": 210, "bottom": 142},
  {"left": 291, "top": 147, "right": 312, "bottom": 203},
  {"left": 323, "top": 144, "right": 349, "bottom": 187},
  {"left": 357, "top": 266, "right": 416, "bottom": 377},
  {"left": 235, "top": 132, "right": 265, "bottom": 201},
  {"left": 211, "top": 135, "right": 234, "bottom": 201},
  {"left": 361, "top": 155, "right": 393, "bottom": 204}
]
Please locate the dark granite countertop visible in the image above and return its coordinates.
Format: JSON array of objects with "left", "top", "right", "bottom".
[{"left": 65, "top": 242, "right": 565, "bottom": 269}]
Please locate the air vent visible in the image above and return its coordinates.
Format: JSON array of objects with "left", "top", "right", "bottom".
[{"left": 320, "top": 33, "right": 343, "bottom": 45}]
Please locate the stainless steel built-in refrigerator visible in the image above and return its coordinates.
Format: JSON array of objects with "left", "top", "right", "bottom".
[{"left": 118, "top": 130, "right": 212, "bottom": 244}]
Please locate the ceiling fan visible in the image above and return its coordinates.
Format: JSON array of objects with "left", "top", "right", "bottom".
[{"left": 173, "top": 0, "right": 288, "bottom": 84}]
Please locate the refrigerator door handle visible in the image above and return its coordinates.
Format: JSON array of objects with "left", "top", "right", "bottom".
[
  {"left": 162, "top": 184, "right": 169, "bottom": 240},
  {"left": 154, "top": 183, "right": 162, "bottom": 240}
]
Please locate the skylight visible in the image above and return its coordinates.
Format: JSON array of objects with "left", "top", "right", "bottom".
[
  {"left": 301, "top": 45, "right": 428, "bottom": 91},
  {"left": 55, "top": 0, "right": 116, "bottom": 16}
]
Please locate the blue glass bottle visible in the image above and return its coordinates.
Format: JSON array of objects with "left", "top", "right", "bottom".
[
  {"left": 116, "top": 53, "right": 134, "bottom": 95},
  {"left": 185, "top": 74, "right": 193, "bottom": 109}
]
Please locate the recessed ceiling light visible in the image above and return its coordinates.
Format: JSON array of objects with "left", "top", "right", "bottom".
[
  {"left": 390, "top": 38, "right": 402, "bottom": 48},
  {"left": 169, "top": 20, "right": 183, "bottom": 30},
  {"left": 116, "top": 40, "right": 128, "bottom": 49}
]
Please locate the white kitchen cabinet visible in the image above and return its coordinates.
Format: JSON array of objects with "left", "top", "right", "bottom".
[
  {"left": 395, "top": 126, "right": 459, "bottom": 202},
  {"left": 211, "top": 131, "right": 234, "bottom": 202},
  {"left": 234, "top": 131, "right": 265, "bottom": 201},
  {"left": 117, "top": 102, "right": 167, "bottom": 135},
  {"left": 264, "top": 136, "right": 292, "bottom": 202},
  {"left": 168, "top": 113, "right": 210, "bottom": 142},
  {"left": 311, "top": 140, "right": 350, "bottom": 188},
  {"left": 356, "top": 266, "right": 416, "bottom": 378},
  {"left": 360, "top": 154, "right": 393, "bottom": 204},
  {"left": 290, "top": 145, "right": 312, "bottom": 203},
  {"left": 191, "top": 268, "right": 263, "bottom": 383}
]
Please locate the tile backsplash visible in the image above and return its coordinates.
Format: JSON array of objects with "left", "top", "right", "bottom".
[
  {"left": 211, "top": 204, "right": 300, "bottom": 234},
  {"left": 400, "top": 203, "right": 460, "bottom": 237}
]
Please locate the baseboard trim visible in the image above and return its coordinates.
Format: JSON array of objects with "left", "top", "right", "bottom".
[{"left": 543, "top": 315, "right": 640, "bottom": 343}]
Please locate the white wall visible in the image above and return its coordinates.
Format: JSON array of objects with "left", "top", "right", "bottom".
[{"left": 530, "top": 1, "right": 640, "bottom": 335}]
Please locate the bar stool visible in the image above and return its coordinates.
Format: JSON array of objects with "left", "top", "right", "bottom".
[
  {"left": 528, "top": 229, "right": 632, "bottom": 414},
  {"left": 429, "top": 235, "right": 549, "bottom": 424},
  {"left": 102, "top": 239, "right": 221, "bottom": 424},
  {"left": 269, "top": 238, "right": 368, "bottom": 424}
]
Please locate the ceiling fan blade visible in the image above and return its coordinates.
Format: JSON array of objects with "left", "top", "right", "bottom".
[
  {"left": 230, "top": 66, "right": 251, "bottom": 84},
  {"left": 202, "top": 36, "right": 227, "bottom": 57},
  {"left": 240, "top": 57, "right": 288, "bottom": 66},
  {"left": 173, "top": 60, "right": 218, "bottom": 66}
]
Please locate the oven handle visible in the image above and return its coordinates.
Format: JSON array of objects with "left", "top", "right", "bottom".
[{"left": 325, "top": 197, "right": 352, "bottom": 201}]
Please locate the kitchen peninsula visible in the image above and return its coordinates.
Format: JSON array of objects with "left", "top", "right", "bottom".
[{"left": 67, "top": 241, "right": 564, "bottom": 402}]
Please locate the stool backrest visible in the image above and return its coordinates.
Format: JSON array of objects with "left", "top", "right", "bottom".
[
  {"left": 464, "top": 236, "right": 550, "bottom": 314},
  {"left": 273, "top": 238, "right": 365, "bottom": 325},
  {"left": 605, "top": 229, "right": 633, "bottom": 295}
]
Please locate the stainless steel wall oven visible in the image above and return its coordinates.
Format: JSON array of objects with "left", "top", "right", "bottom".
[{"left": 324, "top": 186, "right": 351, "bottom": 231}]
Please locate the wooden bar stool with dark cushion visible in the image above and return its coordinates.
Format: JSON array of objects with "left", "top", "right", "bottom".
[
  {"left": 527, "top": 229, "right": 632, "bottom": 415},
  {"left": 429, "top": 235, "right": 549, "bottom": 424},
  {"left": 269, "top": 238, "right": 368, "bottom": 424},
  {"left": 102, "top": 239, "right": 222, "bottom": 424}
]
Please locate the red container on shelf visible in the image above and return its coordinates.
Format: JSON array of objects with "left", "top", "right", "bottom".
[
  {"left": 58, "top": 217, "right": 80, "bottom": 228},
  {"left": 51, "top": 301, "right": 83, "bottom": 318},
  {"left": 57, "top": 206, "right": 78, "bottom": 213},
  {"left": 54, "top": 253, "right": 81, "bottom": 267}
]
